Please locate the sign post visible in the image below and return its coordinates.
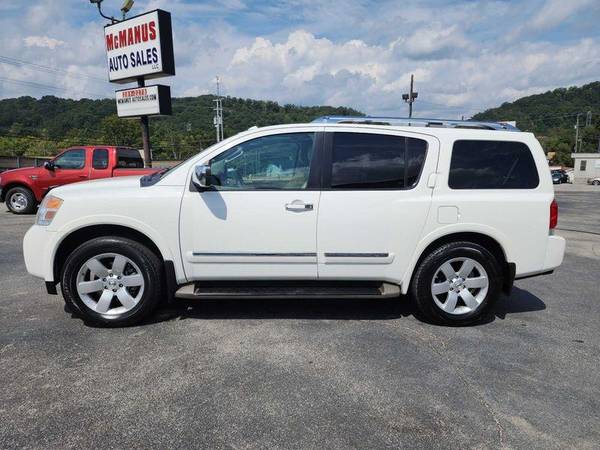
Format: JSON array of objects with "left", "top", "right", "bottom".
[{"left": 103, "top": 9, "right": 175, "bottom": 167}]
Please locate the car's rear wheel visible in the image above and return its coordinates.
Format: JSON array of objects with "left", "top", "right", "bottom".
[
  {"left": 411, "top": 241, "right": 502, "bottom": 325},
  {"left": 5, "top": 186, "right": 36, "bottom": 214},
  {"left": 593, "top": 180, "right": 600, "bottom": 186},
  {"left": 61, "top": 236, "right": 164, "bottom": 326}
]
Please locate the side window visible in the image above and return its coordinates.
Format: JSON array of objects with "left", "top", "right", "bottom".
[
  {"left": 53, "top": 149, "right": 86, "bottom": 170},
  {"left": 209, "top": 133, "right": 315, "bottom": 190},
  {"left": 92, "top": 149, "right": 109, "bottom": 170},
  {"left": 116, "top": 148, "right": 144, "bottom": 168},
  {"left": 449, "top": 140, "right": 539, "bottom": 189},
  {"left": 329, "top": 133, "right": 427, "bottom": 189},
  {"left": 580, "top": 160, "right": 587, "bottom": 171}
]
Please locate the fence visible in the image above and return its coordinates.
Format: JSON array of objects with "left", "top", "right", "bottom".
[{"left": 0, "top": 155, "right": 51, "bottom": 172}]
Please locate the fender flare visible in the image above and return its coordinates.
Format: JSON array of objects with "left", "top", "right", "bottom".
[{"left": 400, "top": 223, "right": 513, "bottom": 294}]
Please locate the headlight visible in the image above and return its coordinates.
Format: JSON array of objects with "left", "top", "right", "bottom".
[{"left": 37, "top": 195, "right": 63, "bottom": 226}]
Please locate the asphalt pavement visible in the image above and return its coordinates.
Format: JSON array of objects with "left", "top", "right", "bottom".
[{"left": 0, "top": 188, "right": 599, "bottom": 449}]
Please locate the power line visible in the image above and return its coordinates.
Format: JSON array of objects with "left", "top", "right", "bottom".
[
  {"left": 0, "top": 55, "right": 108, "bottom": 83},
  {"left": 0, "top": 76, "right": 109, "bottom": 99}
]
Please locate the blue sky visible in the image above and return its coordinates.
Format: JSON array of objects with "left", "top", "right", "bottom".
[{"left": 0, "top": 0, "right": 599, "bottom": 117}]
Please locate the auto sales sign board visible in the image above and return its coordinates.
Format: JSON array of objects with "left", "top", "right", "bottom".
[
  {"left": 104, "top": 9, "right": 175, "bottom": 83},
  {"left": 116, "top": 85, "right": 172, "bottom": 118}
]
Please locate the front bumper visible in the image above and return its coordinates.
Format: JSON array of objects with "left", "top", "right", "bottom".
[{"left": 23, "top": 224, "right": 57, "bottom": 281}]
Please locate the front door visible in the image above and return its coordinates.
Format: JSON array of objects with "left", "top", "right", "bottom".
[
  {"left": 179, "top": 131, "right": 322, "bottom": 280},
  {"left": 317, "top": 129, "right": 439, "bottom": 284},
  {"left": 37, "top": 148, "right": 89, "bottom": 195}
]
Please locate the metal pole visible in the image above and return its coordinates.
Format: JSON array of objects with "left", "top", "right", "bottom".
[
  {"left": 575, "top": 114, "right": 581, "bottom": 153},
  {"left": 409, "top": 74, "right": 414, "bottom": 118},
  {"left": 137, "top": 77, "right": 152, "bottom": 167}
]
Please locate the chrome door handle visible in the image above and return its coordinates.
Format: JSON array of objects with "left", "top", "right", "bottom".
[{"left": 285, "top": 202, "right": 313, "bottom": 211}]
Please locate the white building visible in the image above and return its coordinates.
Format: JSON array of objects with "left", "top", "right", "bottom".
[{"left": 571, "top": 153, "right": 600, "bottom": 183}]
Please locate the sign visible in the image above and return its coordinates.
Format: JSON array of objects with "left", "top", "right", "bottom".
[
  {"left": 115, "top": 85, "right": 172, "bottom": 117},
  {"left": 104, "top": 9, "right": 175, "bottom": 83}
]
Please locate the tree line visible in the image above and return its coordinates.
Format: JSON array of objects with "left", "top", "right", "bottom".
[
  {"left": 473, "top": 81, "right": 600, "bottom": 166},
  {"left": 0, "top": 95, "right": 361, "bottom": 160}
]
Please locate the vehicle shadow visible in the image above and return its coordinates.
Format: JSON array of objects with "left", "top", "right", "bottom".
[
  {"left": 68, "top": 286, "right": 546, "bottom": 327},
  {"left": 142, "top": 286, "right": 546, "bottom": 326},
  {"left": 493, "top": 286, "right": 547, "bottom": 319},
  {"left": 151, "top": 297, "right": 414, "bottom": 323}
]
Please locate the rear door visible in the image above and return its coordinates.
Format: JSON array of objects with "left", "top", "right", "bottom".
[
  {"left": 317, "top": 128, "right": 438, "bottom": 283},
  {"left": 89, "top": 148, "right": 112, "bottom": 180}
]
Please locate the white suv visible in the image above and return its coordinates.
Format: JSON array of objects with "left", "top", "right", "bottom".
[{"left": 23, "top": 117, "right": 565, "bottom": 326}]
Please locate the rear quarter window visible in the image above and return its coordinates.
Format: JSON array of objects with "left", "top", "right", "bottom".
[
  {"left": 116, "top": 148, "right": 144, "bottom": 168},
  {"left": 449, "top": 140, "right": 539, "bottom": 189}
]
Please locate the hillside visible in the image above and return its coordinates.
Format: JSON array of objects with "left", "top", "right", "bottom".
[
  {"left": 474, "top": 81, "right": 600, "bottom": 165},
  {"left": 0, "top": 95, "right": 362, "bottom": 159}
]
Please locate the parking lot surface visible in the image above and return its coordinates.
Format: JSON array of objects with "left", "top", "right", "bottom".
[{"left": 1, "top": 189, "right": 599, "bottom": 449}]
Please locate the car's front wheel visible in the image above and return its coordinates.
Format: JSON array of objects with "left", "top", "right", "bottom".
[
  {"left": 5, "top": 186, "right": 37, "bottom": 214},
  {"left": 411, "top": 241, "right": 502, "bottom": 325},
  {"left": 61, "top": 236, "right": 164, "bottom": 326},
  {"left": 593, "top": 180, "right": 600, "bottom": 186}
]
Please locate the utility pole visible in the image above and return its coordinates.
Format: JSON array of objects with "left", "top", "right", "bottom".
[
  {"left": 575, "top": 113, "right": 582, "bottom": 153},
  {"left": 213, "top": 76, "right": 224, "bottom": 142},
  {"left": 137, "top": 77, "right": 152, "bottom": 167},
  {"left": 402, "top": 74, "right": 418, "bottom": 118},
  {"left": 574, "top": 111, "right": 593, "bottom": 153}
]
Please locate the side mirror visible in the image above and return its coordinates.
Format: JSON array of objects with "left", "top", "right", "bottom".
[
  {"left": 192, "top": 164, "right": 211, "bottom": 190},
  {"left": 44, "top": 161, "right": 55, "bottom": 171}
]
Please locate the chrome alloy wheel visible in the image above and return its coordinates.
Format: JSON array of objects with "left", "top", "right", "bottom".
[
  {"left": 9, "top": 192, "right": 28, "bottom": 212},
  {"left": 76, "top": 253, "right": 145, "bottom": 315},
  {"left": 431, "top": 257, "right": 489, "bottom": 315}
]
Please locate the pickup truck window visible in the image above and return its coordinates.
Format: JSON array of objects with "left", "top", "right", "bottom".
[
  {"left": 116, "top": 148, "right": 144, "bottom": 168},
  {"left": 329, "top": 133, "right": 427, "bottom": 190},
  {"left": 209, "top": 133, "right": 315, "bottom": 190},
  {"left": 92, "top": 149, "right": 109, "bottom": 170},
  {"left": 54, "top": 149, "right": 86, "bottom": 170},
  {"left": 449, "top": 140, "right": 539, "bottom": 189}
]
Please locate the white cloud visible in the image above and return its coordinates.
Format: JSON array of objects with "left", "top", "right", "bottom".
[
  {"left": 24, "top": 35, "right": 65, "bottom": 50},
  {"left": 0, "top": 0, "right": 599, "bottom": 117},
  {"left": 531, "top": 0, "right": 593, "bottom": 30},
  {"left": 401, "top": 25, "right": 471, "bottom": 59}
]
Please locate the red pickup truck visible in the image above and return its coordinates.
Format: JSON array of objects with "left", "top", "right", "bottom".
[{"left": 0, "top": 146, "right": 159, "bottom": 214}]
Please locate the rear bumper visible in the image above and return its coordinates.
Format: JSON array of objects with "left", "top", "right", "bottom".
[
  {"left": 513, "top": 235, "right": 566, "bottom": 280},
  {"left": 543, "top": 234, "right": 566, "bottom": 271}
]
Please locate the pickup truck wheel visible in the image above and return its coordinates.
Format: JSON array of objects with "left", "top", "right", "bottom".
[
  {"left": 411, "top": 241, "right": 502, "bottom": 326},
  {"left": 61, "top": 237, "right": 163, "bottom": 327},
  {"left": 5, "top": 187, "right": 36, "bottom": 214}
]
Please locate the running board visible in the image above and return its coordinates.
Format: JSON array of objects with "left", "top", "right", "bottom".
[{"left": 175, "top": 281, "right": 401, "bottom": 299}]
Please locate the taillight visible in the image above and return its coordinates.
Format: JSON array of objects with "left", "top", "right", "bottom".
[{"left": 549, "top": 199, "right": 558, "bottom": 230}]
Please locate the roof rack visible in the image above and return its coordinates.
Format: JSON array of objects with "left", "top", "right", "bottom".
[{"left": 312, "top": 116, "right": 520, "bottom": 131}]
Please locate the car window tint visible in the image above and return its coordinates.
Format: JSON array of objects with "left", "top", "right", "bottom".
[
  {"left": 330, "top": 133, "right": 427, "bottom": 189},
  {"left": 92, "top": 148, "right": 109, "bottom": 170},
  {"left": 54, "top": 149, "right": 86, "bottom": 170},
  {"left": 449, "top": 140, "right": 539, "bottom": 189},
  {"left": 209, "top": 133, "right": 315, "bottom": 190},
  {"left": 116, "top": 148, "right": 144, "bottom": 168}
]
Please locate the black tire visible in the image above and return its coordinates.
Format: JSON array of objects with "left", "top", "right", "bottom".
[
  {"left": 593, "top": 180, "right": 600, "bottom": 186},
  {"left": 410, "top": 241, "right": 503, "bottom": 326},
  {"left": 61, "top": 236, "right": 164, "bottom": 327},
  {"left": 5, "top": 186, "right": 37, "bottom": 214}
]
